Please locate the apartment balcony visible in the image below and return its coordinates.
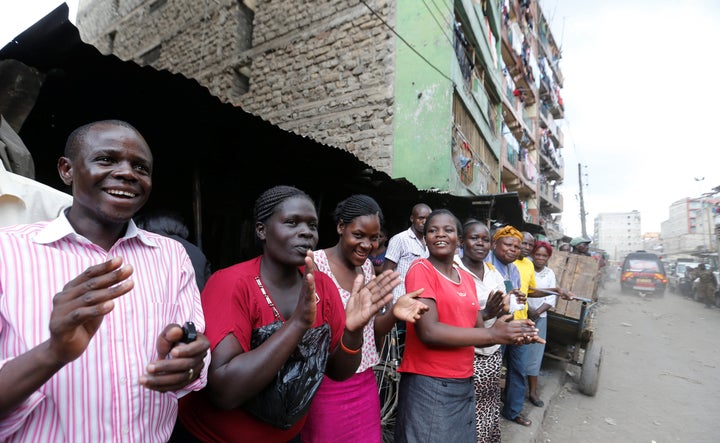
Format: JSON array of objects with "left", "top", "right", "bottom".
[
  {"left": 501, "top": 71, "right": 536, "bottom": 150},
  {"left": 503, "top": 113, "right": 535, "bottom": 150},
  {"left": 521, "top": 108, "right": 534, "bottom": 139},
  {"left": 501, "top": 144, "right": 536, "bottom": 199},
  {"left": 501, "top": 74, "right": 521, "bottom": 116},
  {"left": 536, "top": 31, "right": 564, "bottom": 88},
  {"left": 538, "top": 73, "right": 551, "bottom": 99},
  {"left": 539, "top": 216, "right": 564, "bottom": 241},
  {"left": 551, "top": 126, "right": 564, "bottom": 149},
  {"left": 546, "top": 56, "right": 564, "bottom": 88},
  {"left": 502, "top": 169, "right": 536, "bottom": 199},
  {"left": 538, "top": 102, "right": 557, "bottom": 132},
  {"left": 537, "top": 101, "right": 550, "bottom": 126},
  {"left": 540, "top": 216, "right": 563, "bottom": 234},
  {"left": 500, "top": 22, "right": 536, "bottom": 106},
  {"left": 539, "top": 180, "right": 563, "bottom": 213},
  {"left": 504, "top": 118, "right": 535, "bottom": 155},
  {"left": 549, "top": 98, "right": 564, "bottom": 119},
  {"left": 538, "top": 147, "right": 563, "bottom": 181},
  {"left": 504, "top": 0, "right": 523, "bottom": 24}
]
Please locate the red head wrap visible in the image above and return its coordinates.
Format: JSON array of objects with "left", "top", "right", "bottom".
[{"left": 532, "top": 240, "right": 553, "bottom": 256}]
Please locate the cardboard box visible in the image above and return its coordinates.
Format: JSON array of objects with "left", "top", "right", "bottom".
[{"left": 547, "top": 251, "right": 600, "bottom": 319}]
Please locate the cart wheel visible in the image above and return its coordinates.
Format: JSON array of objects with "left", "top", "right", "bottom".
[{"left": 579, "top": 339, "right": 602, "bottom": 396}]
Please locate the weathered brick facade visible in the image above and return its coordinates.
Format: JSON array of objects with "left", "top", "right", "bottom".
[{"left": 77, "top": 0, "right": 396, "bottom": 173}]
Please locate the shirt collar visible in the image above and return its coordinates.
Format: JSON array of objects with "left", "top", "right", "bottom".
[
  {"left": 406, "top": 226, "right": 419, "bottom": 240},
  {"left": 0, "top": 161, "right": 22, "bottom": 199},
  {"left": 517, "top": 256, "right": 533, "bottom": 264},
  {"left": 33, "top": 210, "right": 159, "bottom": 248},
  {"left": 487, "top": 251, "right": 509, "bottom": 273},
  {"left": 407, "top": 227, "right": 428, "bottom": 247}
]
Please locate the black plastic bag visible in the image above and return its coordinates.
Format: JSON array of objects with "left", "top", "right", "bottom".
[{"left": 242, "top": 321, "right": 332, "bottom": 429}]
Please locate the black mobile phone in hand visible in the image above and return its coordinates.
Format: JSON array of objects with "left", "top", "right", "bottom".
[{"left": 180, "top": 321, "right": 197, "bottom": 344}]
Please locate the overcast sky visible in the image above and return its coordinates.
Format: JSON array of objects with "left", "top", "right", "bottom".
[
  {"left": 0, "top": 1, "right": 78, "bottom": 46},
  {"left": 2, "top": 1, "right": 718, "bottom": 236},
  {"left": 544, "top": 0, "right": 719, "bottom": 236}
]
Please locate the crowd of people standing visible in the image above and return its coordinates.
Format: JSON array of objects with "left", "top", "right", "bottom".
[{"left": 1, "top": 119, "right": 578, "bottom": 443}]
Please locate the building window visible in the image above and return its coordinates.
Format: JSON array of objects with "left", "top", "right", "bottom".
[
  {"left": 150, "top": 0, "right": 167, "bottom": 14},
  {"left": 141, "top": 45, "right": 162, "bottom": 64},
  {"left": 108, "top": 31, "right": 116, "bottom": 53},
  {"left": 233, "top": 68, "right": 250, "bottom": 95}
]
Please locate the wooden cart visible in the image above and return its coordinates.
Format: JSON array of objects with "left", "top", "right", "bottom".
[{"left": 543, "top": 251, "right": 603, "bottom": 396}]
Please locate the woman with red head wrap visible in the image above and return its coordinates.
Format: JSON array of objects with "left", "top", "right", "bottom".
[{"left": 525, "top": 241, "right": 574, "bottom": 407}]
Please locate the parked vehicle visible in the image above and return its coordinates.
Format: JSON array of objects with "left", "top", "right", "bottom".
[
  {"left": 688, "top": 253, "right": 720, "bottom": 306},
  {"left": 669, "top": 261, "right": 701, "bottom": 296},
  {"left": 620, "top": 251, "right": 667, "bottom": 296},
  {"left": 690, "top": 268, "right": 720, "bottom": 306}
]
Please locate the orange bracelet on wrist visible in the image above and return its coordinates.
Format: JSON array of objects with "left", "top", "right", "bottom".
[{"left": 340, "top": 333, "right": 362, "bottom": 355}]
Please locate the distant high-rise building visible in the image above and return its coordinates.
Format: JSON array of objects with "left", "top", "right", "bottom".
[
  {"left": 661, "top": 197, "right": 719, "bottom": 259},
  {"left": 642, "top": 232, "right": 662, "bottom": 256},
  {"left": 593, "top": 211, "right": 642, "bottom": 261}
]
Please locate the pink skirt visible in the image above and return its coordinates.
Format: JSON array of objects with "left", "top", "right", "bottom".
[{"left": 301, "top": 368, "right": 381, "bottom": 443}]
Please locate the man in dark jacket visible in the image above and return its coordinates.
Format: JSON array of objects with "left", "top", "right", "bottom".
[{"left": 136, "top": 211, "right": 212, "bottom": 291}]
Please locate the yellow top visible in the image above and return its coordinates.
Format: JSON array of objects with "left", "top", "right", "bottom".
[{"left": 512, "top": 256, "right": 536, "bottom": 320}]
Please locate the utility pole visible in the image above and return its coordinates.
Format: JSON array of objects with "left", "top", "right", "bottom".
[{"left": 578, "top": 163, "right": 588, "bottom": 237}]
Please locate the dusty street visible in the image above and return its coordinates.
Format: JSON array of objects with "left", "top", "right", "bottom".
[{"left": 539, "top": 283, "right": 720, "bottom": 442}]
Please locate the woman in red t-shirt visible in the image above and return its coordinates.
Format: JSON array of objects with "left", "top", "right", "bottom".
[
  {"left": 175, "top": 186, "right": 400, "bottom": 443},
  {"left": 395, "top": 210, "right": 542, "bottom": 443}
]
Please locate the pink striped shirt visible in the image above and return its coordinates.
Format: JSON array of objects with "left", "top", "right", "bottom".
[{"left": 0, "top": 214, "right": 208, "bottom": 442}]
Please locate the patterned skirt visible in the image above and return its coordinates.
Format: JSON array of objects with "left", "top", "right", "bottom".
[{"left": 474, "top": 349, "right": 503, "bottom": 443}]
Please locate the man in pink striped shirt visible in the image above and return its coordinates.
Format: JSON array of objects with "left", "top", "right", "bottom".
[{"left": 0, "top": 120, "right": 210, "bottom": 442}]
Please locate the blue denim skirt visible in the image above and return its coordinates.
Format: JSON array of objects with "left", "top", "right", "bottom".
[
  {"left": 525, "top": 315, "right": 548, "bottom": 376},
  {"left": 394, "top": 373, "right": 475, "bottom": 443}
]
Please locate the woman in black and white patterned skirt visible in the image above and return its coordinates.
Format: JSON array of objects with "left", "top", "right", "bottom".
[{"left": 454, "top": 220, "right": 510, "bottom": 443}]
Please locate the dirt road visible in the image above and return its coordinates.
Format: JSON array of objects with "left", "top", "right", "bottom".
[{"left": 540, "top": 285, "right": 720, "bottom": 442}]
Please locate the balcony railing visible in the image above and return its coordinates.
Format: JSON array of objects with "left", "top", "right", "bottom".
[
  {"left": 538, "top": 179, "right": 563, "bottom": 212},
  {"left": 453, "top": 25, "right": 474, "bottom": 93},
  {"left": 539, "top": 153, "right": 563, "bottom": 181},
  {"left": 500, "top": 17, "right": 535, "bottom": 105},
  {"left": 521, "top": 109, "right": 533, "bottom": 136},
  {"left": 506, "top": 144, "right": 519, "bottom": 169},
  {"left": 551, "top": 126, "right": 563, "bottom": 149}
]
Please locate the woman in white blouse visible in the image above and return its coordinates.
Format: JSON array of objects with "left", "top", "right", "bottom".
[
  {"left": 526, "top": 241, "right": 573, "bottom": 407},
  {"left": 454, "top": 219, "right": 510, "bottom": 443}
]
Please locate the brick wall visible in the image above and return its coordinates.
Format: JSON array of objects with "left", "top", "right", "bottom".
[
  {"left": 239, "top": 0, "right": 396, "bottom": 173},
  {"left": 76, "top": 0, "right": 396, "bottom": 173}
]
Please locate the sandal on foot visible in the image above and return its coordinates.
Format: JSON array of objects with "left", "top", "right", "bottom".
[
  {"left": 513, "top": 415, "right": 532, "bottom": 427},
  {"left": 529, "top": 396, "right": 545, "bottom": 407}
]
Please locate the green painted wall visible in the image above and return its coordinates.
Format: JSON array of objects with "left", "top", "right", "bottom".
[
  {"left": 392, "top": 0, "right": 454, "bottom": 191},
  {"left": 393, "top": 0, "right": 504, "bottom": 195}
]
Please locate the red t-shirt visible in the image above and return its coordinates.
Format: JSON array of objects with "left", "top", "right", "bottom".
[
  {"left": 178, "top": 256, "right": 345, "bottom": 443},
  {"left": 399, "top": 259, "right": 480, "bottom": 379}
]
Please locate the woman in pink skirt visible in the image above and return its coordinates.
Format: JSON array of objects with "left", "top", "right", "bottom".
[{"left": 301, "top": 195, "right": 427, "bottom": 443}]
